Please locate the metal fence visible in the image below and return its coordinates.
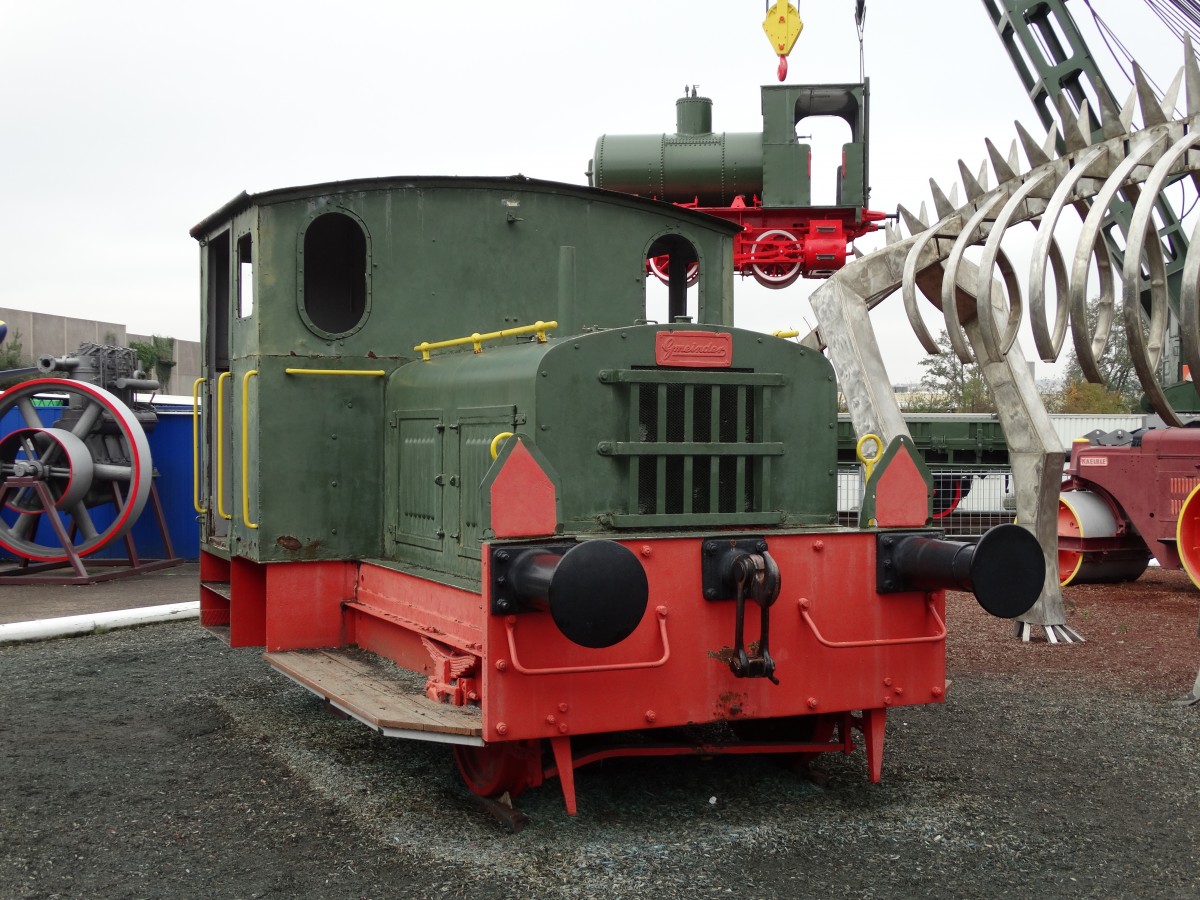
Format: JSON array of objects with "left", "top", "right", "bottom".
[{"left": 838, "top": 465, "right": 1016, "bottom": 538}]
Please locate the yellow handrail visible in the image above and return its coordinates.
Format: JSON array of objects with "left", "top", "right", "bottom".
[
  {"left": 771, "top": 329, "right": 800, "bottom": 339},
  {"left": 191, "top": 378, "right": 207, "bottom": 514},
  {"left": 216, "top": 372, "right": 232, "bottom": 521},
  {"left": 241, "top": 370, "right": 259, "bottom": 530},
  {"left": 414, "top": 320, "right": 557, "bottom": 361},
  {"left": 283, "top": 368, "right": 386, "bottom": 377}
]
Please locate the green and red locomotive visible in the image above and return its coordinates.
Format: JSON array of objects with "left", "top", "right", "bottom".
[{"left": 191, "top": 175, "right": 1041, "bottom": 814}]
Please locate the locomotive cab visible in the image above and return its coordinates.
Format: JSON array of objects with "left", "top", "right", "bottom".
[{"left": 189, "top": 176, "right": 739, "bottom": 567}]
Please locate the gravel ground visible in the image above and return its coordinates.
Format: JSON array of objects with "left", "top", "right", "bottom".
[{"left": 2, "top": 571, "right": 1198, "bottom": 899}]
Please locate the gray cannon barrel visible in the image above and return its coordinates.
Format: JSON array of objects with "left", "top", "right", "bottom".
[
  {"left": 500, "top": 541, "right": 649, "bottom": 649},
  {"left": 880, "top": 524, "right": 1044, "bottom": 619},
  {"left": 38, "top": 355, "right": 81, "bottom": 374}
]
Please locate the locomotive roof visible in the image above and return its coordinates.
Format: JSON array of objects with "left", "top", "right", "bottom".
[{"left": 190, "top": 174, "right": 744, "bottom": 240}]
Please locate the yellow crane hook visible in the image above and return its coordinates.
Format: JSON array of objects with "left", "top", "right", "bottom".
[{"left": 762, "top": 1, "right": 803, "bottom": 81}]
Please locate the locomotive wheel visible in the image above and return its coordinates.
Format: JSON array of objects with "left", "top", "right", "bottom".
[
  {"left": 453, "top": 740, "right": 541, "bottom": 799},
  {"left": 749, "top": 229, "right": 802, "bottom": 289},
  {"left": 0, "top": 378, "right": 152, "bottom": 562},
  {"left": 647, "top": 254, "right": 699, "bottom": 287}
]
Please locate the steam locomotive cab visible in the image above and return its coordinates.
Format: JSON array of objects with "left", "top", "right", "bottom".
[{"left": 192, "top": 176, "right": 1040, "bottom": 814}]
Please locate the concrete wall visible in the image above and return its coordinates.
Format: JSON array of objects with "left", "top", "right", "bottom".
[
  {"left": 0, "top": 307, "right": 199, "bottom": 396},
  {"left": 126, "top": 331, "right": 202, "bottom": 397}
]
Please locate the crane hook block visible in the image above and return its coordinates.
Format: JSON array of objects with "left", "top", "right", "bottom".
[{"left": 762, "top": 0, "right": 802, "bottom": 80}]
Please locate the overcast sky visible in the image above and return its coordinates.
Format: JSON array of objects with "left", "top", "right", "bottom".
[{"left": 0, "top": 1, "right": 1186, "bottom": 383}]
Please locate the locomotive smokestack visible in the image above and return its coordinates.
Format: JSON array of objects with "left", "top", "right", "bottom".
[{"left": 878, "top": 524, "right": 1044, "bottom": 619}]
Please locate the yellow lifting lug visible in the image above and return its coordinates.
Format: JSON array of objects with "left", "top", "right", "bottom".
[
  {"left": 856, "top": 432, "right": 883, "bottom": 482},
  {"left": 762, "top": 1, "right": 803, "bottom": 80},
  {"left": 489, "top": 431, "right": 515, "bottom": 460}
]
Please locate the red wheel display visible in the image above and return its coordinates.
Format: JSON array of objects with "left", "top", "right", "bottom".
[
  {"left": 453, "top": 740, "right": 541, "bottom": 799},
  {"left": 0, "top": 378, "right": 152, "bottom": 562}
]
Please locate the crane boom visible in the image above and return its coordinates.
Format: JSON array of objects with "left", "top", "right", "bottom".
[{"left": 982, "top": 0, "right": 1189, "bottom": 383}]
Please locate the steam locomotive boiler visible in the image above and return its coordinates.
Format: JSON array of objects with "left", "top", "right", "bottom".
[{"left": 191, "top": 174, "right": 1042, "bottom": 815}]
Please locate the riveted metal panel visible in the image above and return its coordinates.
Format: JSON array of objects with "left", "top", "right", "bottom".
[
  {"left": 535, "top": 325, "right": 838, "bottom": 531},
  {"left": 393, "top": 411, "right": 444, "bottom": 552},
  {"left": 456, "top": 407, "right": 518, "bottom": 562}
]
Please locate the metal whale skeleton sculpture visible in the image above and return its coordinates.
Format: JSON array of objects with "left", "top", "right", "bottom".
[{"left": 806, "top": 37, "right": 1200, "bottom": 652}]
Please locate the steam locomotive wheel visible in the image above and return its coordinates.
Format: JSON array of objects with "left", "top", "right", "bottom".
[
  {"left": 0, "top": 378, "right": 152, "bottom": 562},
  {"left": 453, "top": 740, "right": 541, "bottom": 799},
  {"left": 749, "top": 229, "right": 802, "bottom": 288},
  {"left": 647, "top": 255, "right": 699, "bottom": 287}
]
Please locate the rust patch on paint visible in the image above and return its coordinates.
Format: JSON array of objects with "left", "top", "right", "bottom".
[{"left": 716, "top": 691, "right": 745, "bottom": 718}]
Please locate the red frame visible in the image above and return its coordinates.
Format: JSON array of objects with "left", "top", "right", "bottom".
[
  {"left": 647, "top": 197, "right": 888, "bottom": 285},
  {"left": 210, "top": 531, "right": 945, "bottom": 813},
  {"left": 478, "top": 533, "right": 944, "bottom": 743}
]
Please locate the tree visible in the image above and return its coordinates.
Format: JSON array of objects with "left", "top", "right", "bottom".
[
  {"left": 0, "top": 328, "right": 33, "bottom": 390},
  {"left": 1057, "top": 380, "right": 1132, "bottom": 414},
  {"left": 129, "top": 335, "right": 177, "bottom": 390},
  {"left": 912, "top": 330, "right": 995, "bottom": 413},
  {"left": 1058, "top": 297, "right": 1139, "bottom": 412}
]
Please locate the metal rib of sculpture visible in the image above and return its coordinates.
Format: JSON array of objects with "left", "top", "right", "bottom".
[{"left": 806, "top": 37, "right": 1200, "bottom": 644}]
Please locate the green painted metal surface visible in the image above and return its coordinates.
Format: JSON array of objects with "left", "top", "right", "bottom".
[
  {"left": 192, "top": 177, "right": 747, "bottom": 570},
  {"left": 591, "top": 82, "right": 869, "bottom": 211},
  {"left": 592, "top": 129, "right": 766, "bottom": 207},
  {"left": 384, "top": 326, "right": 837, "bottom": 580}
]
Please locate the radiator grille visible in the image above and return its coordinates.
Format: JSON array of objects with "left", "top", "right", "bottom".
[{"left": 601, "top": 369, "right": 784, "bottom": 527}]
